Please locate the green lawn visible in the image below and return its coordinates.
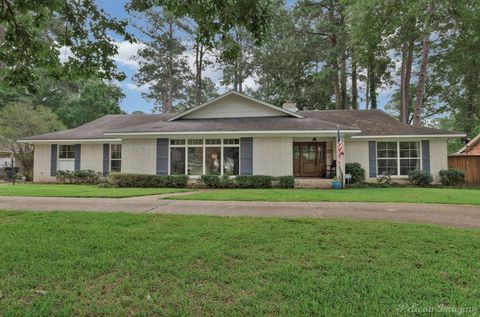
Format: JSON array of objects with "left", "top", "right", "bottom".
[
  {"left": 0, "top": 183, "right": 189, "bottom": 198},
  {"left": 0, "top": 212, "right": 478, "bottom": 315},
  {"left": 167, "top": 187, "right": 480, "bottom": 205}
]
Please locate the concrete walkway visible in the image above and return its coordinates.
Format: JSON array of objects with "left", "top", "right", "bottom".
[{"left": 1, "top": 194, "right": 480, "bottom": 228}]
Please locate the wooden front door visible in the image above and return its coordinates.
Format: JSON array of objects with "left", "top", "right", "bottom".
[{"left": 293, "top": 142, "right": 326, "bottom": 177}]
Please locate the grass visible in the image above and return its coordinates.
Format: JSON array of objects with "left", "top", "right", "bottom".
[
  {"left": 0, "top": 183, "right": 190, "bottom": 198},
  {"left": 167, "top": 187, "right": 480, "bottom": 205},
  {"left": 0, "top": 212, "right": 478, "bottom": 315}
]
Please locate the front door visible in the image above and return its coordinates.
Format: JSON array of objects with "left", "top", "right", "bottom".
[{"left": 293, "top": 142, "right": 326, "bottom": 177}]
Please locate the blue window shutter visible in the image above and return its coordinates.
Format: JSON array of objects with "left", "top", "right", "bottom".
[
  {"left": 422, "top": 140, "right": 430, "bottom": 173},
  {"left": 240, "top": 137, "right": 253, "bottom": 175},
  {"left": 74, "top": 144, "right": 81, "bottom": 171},
  {"left": 50, "top": 144, "right": 57, "bottom": 176},
  {"left": 368, "top": 141, "right": 377, "bottom": 178},
  {"left": 103, "top": 144, "right": 110, "bottom": 175},
  {"left": 156, "top": 138, "right": 169, "bottom": 175}
]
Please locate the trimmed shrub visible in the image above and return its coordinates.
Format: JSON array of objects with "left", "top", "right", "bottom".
[
  {"left": 219, "top": 175, "right": 236, "bottom": 188},
  {"left": 109, "top": 173, "right": 189, "bottom": 188},
  {"left": 376, "top": 173, "right": 392, "bottom": 186},
  {"left": 439, "top": 169, "right": 465, "bottom": 186},
  {"left": 345, "top": 163, "right": 366, "bottom": 184},
  {"left": 56, "top": 170, "right": 100, "bottom": 184},
  {"left": 408, "top": 170, "right": 433, "bottom": 187},
  {"left": 235, "top": 175, "right": 275, "bottom": 188},
  {"left": 275, "top": 176, "right": 295, "bottom": 188},
  {"left": 201, "top": 175, "right": 220, "bottom": 188}
]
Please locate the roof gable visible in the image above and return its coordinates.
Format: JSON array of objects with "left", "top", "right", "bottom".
[
  {"left": 455, "top": 133, "right": 480, "bottom": 155},
  {"left": 168, "top": 91, "right": 303, "bottom": 121}
]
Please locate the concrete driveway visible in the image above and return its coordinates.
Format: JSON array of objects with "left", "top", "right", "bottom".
[{"left": 1, "top": 193, "right": 480, "bottom": 228}]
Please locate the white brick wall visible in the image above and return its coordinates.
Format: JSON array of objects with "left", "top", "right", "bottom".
[
  {"left": 122, "top": 138, "right": 156, "bottom": 174},
  {"left": 33, "top": 144, "right": 56, "bottom": 183},
  {"left": 253, "top": 137, "right": 293, "bottom": 176}
]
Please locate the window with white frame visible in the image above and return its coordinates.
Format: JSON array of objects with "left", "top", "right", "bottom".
[
  {"left": 58, "top": 145, "right": 75, "bottom": 159},
  {"left": 377, "top": 141, "right": 421, "bottom": 176},
  {"left": 170, "top": 138, "right": 240, "bottom": 176},
  {"left": 110, "top": 144, "right": 122, "bottom": 172}
]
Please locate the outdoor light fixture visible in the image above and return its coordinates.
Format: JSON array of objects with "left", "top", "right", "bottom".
[{"left": 312, "top": 137, "right": 317, "bottom": 143}]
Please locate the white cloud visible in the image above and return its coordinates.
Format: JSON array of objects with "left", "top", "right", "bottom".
[
  {"left": 58, "top": 45, "right": 74, "bottom": 63},
  {"left": 126, "top": 82, "right": 151, "bottom": 93},
  {"left": 113, "top": 41, "right": 146, "bottom": 70}
]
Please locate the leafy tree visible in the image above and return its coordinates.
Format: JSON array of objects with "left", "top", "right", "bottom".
[
  {"left": 0, "top": 0, "right": 133, "bottom": 90},
  {"left": 133, "top": 9, "right": 191, "bottom": 113},
  {"left": 55, "top": 80, "right": 124, "bottom": 128},
  {"left": 218, "top": 27, "right": 256, "bottom": 93},
  {"left": 0, "top": 103, "right": 65, "bottom": 180}
]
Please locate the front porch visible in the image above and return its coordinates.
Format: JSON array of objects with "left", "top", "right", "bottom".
[{"left": 294, "top": 177, "right": 333, "bottom": 189}]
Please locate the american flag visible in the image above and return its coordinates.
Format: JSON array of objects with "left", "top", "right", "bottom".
[{"left": 337, "top": 127, "right": 344, "bottom": 163}]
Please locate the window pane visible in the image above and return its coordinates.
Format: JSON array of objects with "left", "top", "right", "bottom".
[
  {"left": 111, "top": 160, "right": 121, "bottom": 172},
  {"left": 399, "top": 142, "right": 420, "bottom": 158},
  {"left": 170, "top": 139, "right": 185, "bottom": 145},
  {"left": 223, "top": 147, "right": 239, "bottom": 175},
  {"left": 59, "top": 145, "right": 75, "bottom": 159},
  {"left": 205, "top": 139, "right": 221, "bottom": 145},
  {"left": 188, "top": 139, "right": 203, "bottom": 145},
  {"left": 224, "top": 139, "right": 239, "bottom": 145},
  {"left": 293, "top": 144, "right": 300, "bottom": 160},
  {"left": 111, "top": 144, "right": 122, "bottom": 159},
  {"left": 302, "top": 145, "right": 316, "bottom": 160},
  {"left": 188, "top": 147, "right": 203, "bottom": 175},
  {"left": 170, "top": 147, "right": 185, "bottom": 175},
  {"left": 377, "top": 159, "right": 397, "bottom": 176},
  {"left": 400, "top": 158, "right": 420, "bottom": 175},
  {"left": 205, "top": 147, "right": 221, "bottom": 175},
  {"left": 377, "top": 142, "right": 386, "bottom": 150}
]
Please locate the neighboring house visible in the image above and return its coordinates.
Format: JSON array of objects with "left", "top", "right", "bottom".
[
  {"left": 454, "top": 134, "right": 480, "bottom": 156},
  {"left": 19, "top": 91, "right": 464, "bottom": 184}
]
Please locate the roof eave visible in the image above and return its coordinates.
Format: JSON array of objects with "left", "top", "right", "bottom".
[{"left": 167, "top": 91, "right": 304, "bottom": 121}]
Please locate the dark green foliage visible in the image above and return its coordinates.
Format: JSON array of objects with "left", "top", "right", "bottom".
[
  {"left": 275, "top": 176, "right": 295, "bottom": 189},
  {"left": 201, "top": 175, "right": 294, "bottom": 189},
  {"left": 56, "top": 170, "right": 101, "bottom": 184},
  {"left": 408, "top": 170, "right": 433, "bottom": 187},
  {"left": 439, "top": 169, "right": 465, "bottom": 186},
  {"left": 235, "top": 175, "right": 275, "bottom": 188},
  {"left": 201, "top": 175, "right": 220, "bottom": 188},
  {"left": 109, "top": 173, "right": 189, "bottom": 188},
  {"left": 345, "top": 163, "right": 366, "bottom": 184}
]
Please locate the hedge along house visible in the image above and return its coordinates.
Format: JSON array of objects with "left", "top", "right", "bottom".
[{"left": 20, "top": 91, "right": 464, "bottom": 186}]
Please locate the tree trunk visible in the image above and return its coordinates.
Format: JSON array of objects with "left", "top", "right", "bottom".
[
  {"left": 403, "top": 38, "right": 414, "bottom": 122},
  {"left": 194, "top": 42, "right": 204, "bottom": 106},
  {"left": 340, "top": 50, "right": 347, "bottom": 109},
  {"left": 365, "top": 67, "right": 370, "bottom": 109},
  {"left": 351, "top": 60, "right": 358, "bottom": 109},
  {"left": 333, "top": 57, "right": 342, "bottom": 110},
  {"left": 167, "top": 21, "right": 173, "bottom": 113},
  {"left": 413, "top": 1, "right": 435, "bottom": 126},
  {"left": 400, "top": 41, "right": 407, "bottom": 123},
  {"left": 369, "top": 67, "right": 377, "bottom": 109}
]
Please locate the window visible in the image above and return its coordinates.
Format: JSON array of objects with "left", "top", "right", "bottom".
[
  {"left": 58, "top": 145, "right": 75, "bottom": 159},
  {"left": 377, "top": 141, "right": 421, "bottom": 176},
  {"left": 110, "top": 144, "right": 122, "bottom": 172},
  {"left": 205, "top": 147, "right": 221, "bottom": 175},
  {"left": 223, "top": 147, "right": 239, "bottom": 175},
  {"left": 188, "top": 147, "right": 203, "bottom": 175},
  {"left": 399, "top": 142, "right": 420, "bottom": 175},
  {"left": 170, "top": 147, "right": 186, "bottom": 175},
  {"left": 168, "top": 138, "right": 240, "bottom": 175}
]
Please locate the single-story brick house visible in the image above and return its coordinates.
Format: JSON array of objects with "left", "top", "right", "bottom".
[{"left": 20, "top": 91, "right": 464, "bottom": 184}]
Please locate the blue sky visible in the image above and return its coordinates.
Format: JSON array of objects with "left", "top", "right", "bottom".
[{"left": 96, "top": 0, "right": 392, "bottom": 114}]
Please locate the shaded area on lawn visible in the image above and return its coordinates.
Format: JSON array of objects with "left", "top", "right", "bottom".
[
  {"left": 0, "top": 184, "right": 189, "bottom": 198},
  {"left": 167, "top": 187, "right": 480, "bottom": 205},
  {"left": 0, "top": 211, "right": 479, "bottom": 315}
]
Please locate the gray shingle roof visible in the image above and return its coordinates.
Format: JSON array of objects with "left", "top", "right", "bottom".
[
  {"left": 20, "top": 109, "right": 460, "bottom": 141},
  {"left": 298, "top": 109, "right": 458, "bottom": 136}
]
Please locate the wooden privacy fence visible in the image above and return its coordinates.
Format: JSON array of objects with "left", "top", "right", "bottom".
[{"left": 448, "top": 155, "right": 480, "bottom": 185}]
